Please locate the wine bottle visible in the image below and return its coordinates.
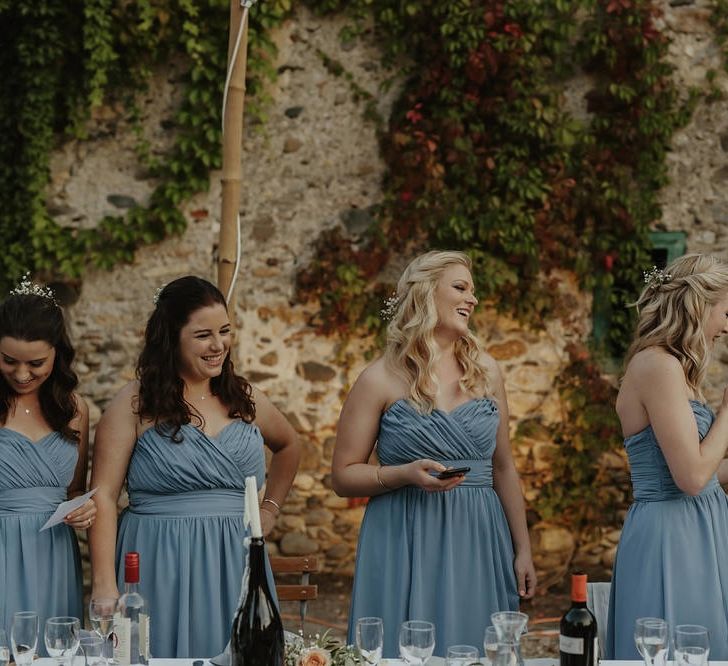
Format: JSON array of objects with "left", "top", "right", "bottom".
[
  {"left": 114, "top": 552, "right": 150, "bottom": 666},
  {"left": 230, "top": 477, "right": 285, "bottom": 666},
  {"left": 559, "top": 572, "right": 598, "bottom": 666}
]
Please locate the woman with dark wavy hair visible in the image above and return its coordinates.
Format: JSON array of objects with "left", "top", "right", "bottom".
[
  {"left": 89, "top": 276, "right": 299, "bottom": 659},
  {"left": 0, "top": 280, "right": 95, "bottom": 642}
]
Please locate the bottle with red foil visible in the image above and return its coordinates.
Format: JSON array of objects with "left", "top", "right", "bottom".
[
  {"left": 559, "top": 573, "right": 598, "bottom": 666},
  {"left": 114, "top": 552, "right": 150, "bottom": 666}
]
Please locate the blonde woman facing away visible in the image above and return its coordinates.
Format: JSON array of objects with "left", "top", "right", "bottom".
[
  {"left": 607, "top": 254, "right": 728, "bottom": 658},
  {"left": 332, "top": 250, "right": 536, "bottom": 659}
]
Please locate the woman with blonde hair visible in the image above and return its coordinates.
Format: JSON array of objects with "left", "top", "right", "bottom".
[
  {"left": 332, "top": 250, "right": 536, "bottom": 658},
  {"left": 607, "top": 253, "right": 728, "bottom": 658}
]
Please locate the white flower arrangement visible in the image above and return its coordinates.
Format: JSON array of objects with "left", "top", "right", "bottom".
[{"left": 285, "top": 630, "right": 362, "bottom": 666}]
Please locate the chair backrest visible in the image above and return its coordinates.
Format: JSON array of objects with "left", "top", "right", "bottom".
[
  {"left": 587, "top": 581, "right": 611, "bottom": 659},
  {"left": 270, "top": 555, "right": 319, "bottom": 635}
]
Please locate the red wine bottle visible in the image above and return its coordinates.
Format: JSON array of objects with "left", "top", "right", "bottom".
[{"left": 559, "top": 573, "right": 598, "bottom": 666}]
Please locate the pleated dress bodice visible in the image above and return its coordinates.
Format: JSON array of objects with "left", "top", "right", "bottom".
[
  {"left": 349, "top": 397, "right": 518, "bottom": 658},
  {"left": 0, "top": 428, "right": 82, "bottom": 646}
]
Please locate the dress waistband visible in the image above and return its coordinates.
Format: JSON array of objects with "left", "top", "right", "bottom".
[
  {"left": 128, "top": 488, "right": 246, "bottom": 516},
  {"left": 633, "top": 476, "right": 722, "bottom": 502},
  {"left": 0, "top": 486, "right": 65, "bottom": 514},
  {"left": 438, "top": 459, "right": 492, "bottom": 487}
]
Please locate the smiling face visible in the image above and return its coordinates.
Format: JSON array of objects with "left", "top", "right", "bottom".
[
  {"left": 433, "top": 263, "right": 478, "bottom": 338},
  {"left": 705, "top": 290, "right": 728, "bottom": 346},
  {"left": 0, "top": 337, "right": 56, "bottom": 395},
  {"left": 177, "top": 303, "right": 232, "bottom": 384}
]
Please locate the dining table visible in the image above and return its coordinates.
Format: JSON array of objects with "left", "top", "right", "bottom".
[{"left": 34, "top": 659, "right": 719, "bottom": 666}]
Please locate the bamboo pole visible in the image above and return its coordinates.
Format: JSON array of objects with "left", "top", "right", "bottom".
[{"left": 218, "top": 1, "right": 252, "bottom": 321}]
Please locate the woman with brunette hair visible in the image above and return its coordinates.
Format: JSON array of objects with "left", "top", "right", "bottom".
[
  {"left": 607, "top": 254, "right": 728, "bottom": 658},
  {"left": 0, "top": 277, "right": 94, "bottom": 636},
  {"left": 90, "top": 276, "right": 299, "bottom": 658},
  {"left": 332, "top": 250, "right": 536, "bottom": 658}
]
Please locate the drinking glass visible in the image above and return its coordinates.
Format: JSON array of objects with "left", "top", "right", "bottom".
[
  {"left": 0, "top": 629, "right": 9, "bottom": 666},
  {"left": 45, "top": 616, "right": 81, "bottom": 666},
  {"left": 399, "top": 620, "right": 436, "bottom": 665},
  {"left": 355, "top": 617, "right": 384, "bottom": 664},
  {"left": 483, "top": 626, "right": 499, "bottom": 665},
  {"left": 79, "top": 634, "right": 105, "bottom": 666},
  {"left": 446, "top": 644, "right": 479, "bottom": 665},
  {"left": 89, "top": 597, "right": 117, "bottom": 662},
  {"left": 674, "top": 625, "right": 709, "bottom": 666},
  {"left": 634, "top": 617, "right": 668, "bottom": 666},
  {"left": 11, "top": 611, "right": 38, "bottom": 666}
]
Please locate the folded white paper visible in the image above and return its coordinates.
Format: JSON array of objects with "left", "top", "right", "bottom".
[{"left": 40, "top": 487, "right": 97, "bottom": 531}]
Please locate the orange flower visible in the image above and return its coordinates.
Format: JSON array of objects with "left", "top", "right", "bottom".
[{"left": 297, "top": 647, "right": 332, "bottom": 666}]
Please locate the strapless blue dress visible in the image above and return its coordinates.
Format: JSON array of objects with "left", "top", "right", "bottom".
[
  {"left": 606, "top": 401, "right": 728, "bottom": 658},
  {"left": 0, "top": 429, "right": 82, "bottom": 644},
  {"left": 116, "top": 421, "right": 266, "bottom": 658},
  {"left": 347, "top": 398, "right": 519, "bottom": 658}
]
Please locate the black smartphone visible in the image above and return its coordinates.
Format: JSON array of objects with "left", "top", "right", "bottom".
[{"left": 435, "top": 466, "right": 471, "bottom": 479}]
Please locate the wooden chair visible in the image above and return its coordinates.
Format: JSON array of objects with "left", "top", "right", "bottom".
[{"left": 270, "top": 555, "right": 319, "bottom": 635}]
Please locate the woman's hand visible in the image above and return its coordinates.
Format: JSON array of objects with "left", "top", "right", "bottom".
[
  {"left": 513, "top": 551, "right": 537, "bottom": 599},
  {"left": 405, "top": 459, "right": 466, "bottom": 492},
  {"left": 260, "top": 505, "right": 278, "bottom": 536},
  {"left": 64, "top": 497, "right": 97, "bottom": 530}
]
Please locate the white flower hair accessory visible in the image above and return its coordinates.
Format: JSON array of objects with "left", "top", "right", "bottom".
[
  {"left": 153, "top": 284, "right": 166, "bottom": 305},
  {"left": 380, "top": 291, "right": 401, "bottom": 321},
  {"left": 9, "top": 272, "right": 57, "bottom": 304},
  {"left": 643, "top": 265, "right": 672, "bottom": 289}
]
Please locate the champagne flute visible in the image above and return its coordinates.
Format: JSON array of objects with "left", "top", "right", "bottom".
[
  {"left": 483, "top": 626, "right": 498, "bottom": 665},
  {"left": 0, "top": 629, "right": 9, "bottom": 666},
  {"left": 446, "top": 644, "right": 479, "bottom": 666},
  {"left": 11, "top": 611, "right": 38, "bottom": 666},
  {"left": 674, "top": 625, "right": 709, "bottom": 666},
  {"left": 45, "top": 616, "right": 81, "bottom": 666},
  {"left": 89, "top": 597, "right": 117, "bottom": 663},
  {"left": 634, "top": 617, "right": 668, "bottom": 666},
  {"left": 355, "top": 616, "right": 384, "bottom": 664},
  {"left": 399, "top": 620, "right": 435, "bottom": 665}
]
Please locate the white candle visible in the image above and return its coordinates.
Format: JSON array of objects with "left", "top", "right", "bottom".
[{"left": 244, "top": 476, "right": 263, "bottom": 538}]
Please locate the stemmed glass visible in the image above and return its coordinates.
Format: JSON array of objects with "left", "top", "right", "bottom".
[
  {"left": 44, "top": 616, "right": 80, "bottom": 666},
  {"left": 399, "top": 620, "right": 436, "bottom": 665},
  {"left": 89, "top": 597, "right": 117, "bottom": 663},
  {"left": 0, "top": 629, "right": 9, "bottom": 666},
  {"left": 11, "top": 611, "right": 38, "bottom": 666},
  {"left": 674, "top": 624, "right": 709, "bottom": 666},
  {"left": 483, "top": 626, "right": 498, "bottom": 665},
  {"left": 446, "top": 644, "right": 479, "bottom": 666},
  {"left": 355, "top": 617, "right": 384, "bottom": 664},
  {"left": 634, "top": 617, "right": 669, "bottom": 666}
]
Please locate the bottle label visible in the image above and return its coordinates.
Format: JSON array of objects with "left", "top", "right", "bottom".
[
  {"left": 594, "top": 637, "right": 599, "bottom": 666},
  {"left": 140, "top": 613, "right": 150, "bottom": 661},
  {"left": 560, "top": 635, "right": 584, "bottom": 655},
  {"left": 113, "top": 613, "right": 131, "bottom": 666}
]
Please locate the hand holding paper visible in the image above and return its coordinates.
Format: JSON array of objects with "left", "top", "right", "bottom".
[{"left": 40, "top": 487, "right": 97, "bottom": 531}]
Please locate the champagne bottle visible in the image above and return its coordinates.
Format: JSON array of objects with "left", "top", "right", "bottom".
[
  {"left": 114, "top": 552, "right": 150, "bottom": 666},
  {"left": 559, "top": 573, "right": 598, "bottom": 666},
  {"left": 230, "top": 477, "right": 284, "bottom": 666}
]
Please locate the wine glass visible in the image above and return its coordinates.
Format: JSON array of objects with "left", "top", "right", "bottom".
[
  {"left": 79, "top": 634, "right": 105, "bottom": 666},
  {"left": 399, "top": 620, "right": 435, "bottom": 665},
  {"left": 0, "top": 629, "right": 10, "bottom": 666},
  {"left": 11, "top": 611, "right": 38, "bottom": 666},
  {"left": 446, "top": 644, "right": 479, "bottom": 666},
  {"left": 634, "top": 617, "right": 668, "bottom": 666},
  {"left": 674, "top": 625, "right": 709, "bottom": 666},
  {"left": 355, "top": 616, "right": 384, "bottom": 664},
  {"left": 483, "top": 626, "right": 498, "bottom": 665},
  {"left": 45, "top": 616, "right": 81, "bottom": 666},
  {"left": 89, "top": 597, "right": 117, "bottom": 662}
]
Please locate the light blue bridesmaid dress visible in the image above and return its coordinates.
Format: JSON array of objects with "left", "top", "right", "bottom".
[
  {"left": 0, "top": 429, "right": 83, "bottom": 641},
  {"left": 606, "top": 401, "right": 728, "bottom": 659},
  {"left": 115, "top": 421, "right": 266, "bottom": 658},
  {"left": 348, "top": 398, "right": 519, "bottom": 658}
]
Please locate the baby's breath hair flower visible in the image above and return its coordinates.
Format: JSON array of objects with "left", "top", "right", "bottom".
[
  {"left": 380, "top": 291, "right": 401, "bottom": 321},
  {"left": 643, "top": 265, "right": 672, "bottom": 290},
  {"left": 153, "top": 284, "right": 166, "bottom": 305},
  {"left": 9, "top": 272, "right": 57, "bottom": 305}
]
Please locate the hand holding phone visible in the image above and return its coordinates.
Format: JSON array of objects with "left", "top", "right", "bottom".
[{"left": 435, "top": 466, "right": 470, "bottom": 480}]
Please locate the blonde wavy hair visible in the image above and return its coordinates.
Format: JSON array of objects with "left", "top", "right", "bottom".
[
  {"left": 625, "top": 253, "right": 728, "bottom": 399},
  {"left": 383, "top": 250, "right": 490, "bottom": 413}
]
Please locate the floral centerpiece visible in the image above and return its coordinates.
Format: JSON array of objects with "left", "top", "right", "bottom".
[{"left": 285, "top": 630, "right": 363, "bottom": 666}]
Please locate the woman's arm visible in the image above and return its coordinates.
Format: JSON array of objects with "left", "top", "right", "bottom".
[
  {"left": 331, "top": 360, "right": 460, "bottom": 497},
  {"left": 633, "top": 351, "right": 728, "bottom": 495},
  {"left": 489, "top": 358, "right": 537, "bottom": 600},
  {"left": 88, "top": 382, "right": 140, "bottom": 598},
  {"left": 63, "top": 395, "right": 97, "bottom": 529},
  {"left": 252, "top": 387, "right": 301, "bottom": 536}
]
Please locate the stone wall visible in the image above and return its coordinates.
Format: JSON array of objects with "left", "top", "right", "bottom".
[{"left": 52, "top": 2, "right": 728, "bottom": 589}]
